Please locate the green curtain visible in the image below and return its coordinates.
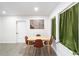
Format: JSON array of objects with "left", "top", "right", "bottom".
[
  {"left": 78, "top": 3, "right": 79, "bottom": 55},
  {"left": 52, "top": 17, "right": 56, "bottom": 39},
  {"left": 59, "top": 3, "right": 79, "bottom": 55}
]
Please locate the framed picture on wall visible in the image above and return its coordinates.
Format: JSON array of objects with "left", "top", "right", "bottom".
[{"left": 30, "top": 20, "right": 44, "bottom": 29}]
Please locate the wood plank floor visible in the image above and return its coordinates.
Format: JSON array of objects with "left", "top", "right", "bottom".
[
  {"left": 23, "top": 45, "right": 57, "bottom": 56},
  {"left": 0, "top": 43, "right": 57, "bottom": 56}
]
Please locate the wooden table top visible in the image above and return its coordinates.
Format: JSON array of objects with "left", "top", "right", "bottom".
[{"left": 27, "top": 36, "right": 51, "bottom": 41}]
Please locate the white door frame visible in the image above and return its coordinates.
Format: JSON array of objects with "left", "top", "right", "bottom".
[{"left": 16, "top": 20, "right": 26, "bottom": 43}]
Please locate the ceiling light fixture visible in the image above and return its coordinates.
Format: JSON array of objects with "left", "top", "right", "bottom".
[
  {"left": 34, "top": 7, "right": 39, "bottom": 12},
  {"left": 2, "top": 10, "right": 6, "bottom": 14}
]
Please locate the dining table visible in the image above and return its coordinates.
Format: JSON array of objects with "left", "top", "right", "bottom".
[{"left": 27, "top": 36, "right": 51, "bottom": 45}]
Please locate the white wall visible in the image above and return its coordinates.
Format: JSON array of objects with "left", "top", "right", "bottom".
[
  {"left": 26, "top": 16, "right": 51, "bottom": 37},
  {"left": 0, "top": 17, "right": 2, "bottom": 40},
  {"left": 0, "top": 16, "right": 51, "bottom": 43},
  {"left": 0, "top": 16, "right": 16, "bottom": 43},
  {"left": 49, "top": 2, "right": 76, "bottom": 56}
]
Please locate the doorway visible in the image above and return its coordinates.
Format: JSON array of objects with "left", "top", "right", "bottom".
[{"left": 16, "top": 21, "right": 26, "bottom": 43}]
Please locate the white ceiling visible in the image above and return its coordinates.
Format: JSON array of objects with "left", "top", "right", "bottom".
[{"left": 0, "top": 2, "right": 61, "bottom": 16}]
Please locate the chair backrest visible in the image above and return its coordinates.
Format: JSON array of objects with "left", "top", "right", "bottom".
[
  {"left": 49, "top": 36, "right": 53, "bottom": 45},
  {"left": 36, "top": 34, "right": 41, "bottom": 36},
  {"left": 25, "top": 36, "right": 28, "bottom": 39},
  {"left": 34, "top": 39, "right": 43, "bottom": 48},
  {"left": 25, "top": 36, "right": 28, "bottom": 44}
]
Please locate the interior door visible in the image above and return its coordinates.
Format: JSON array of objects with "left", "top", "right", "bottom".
[{"left": 16, "top": 21, "right": 26, "bottom": 43}]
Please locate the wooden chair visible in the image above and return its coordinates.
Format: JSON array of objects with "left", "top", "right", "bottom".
[
  {"left": 25, "top": 36, "right": 28, "bottom": 45},
  {"left": 44, "top": 36, "right": 53, "bottom": 45},
  {"left": 25, "top": 36, "right": 34, "bottom": 45},
  {"left": 34, "top": 39, "right": 43, "bottom": 48},
  {"left": 36, "top": 34, "right": 41, "bottom": 36},
  {"left": 44, "top": 41, "right": 48, "bottom": 45}
]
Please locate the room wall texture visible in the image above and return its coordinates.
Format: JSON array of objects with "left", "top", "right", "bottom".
[{"left": 0, "top": 16, "right": 51, "bottom": 43}]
